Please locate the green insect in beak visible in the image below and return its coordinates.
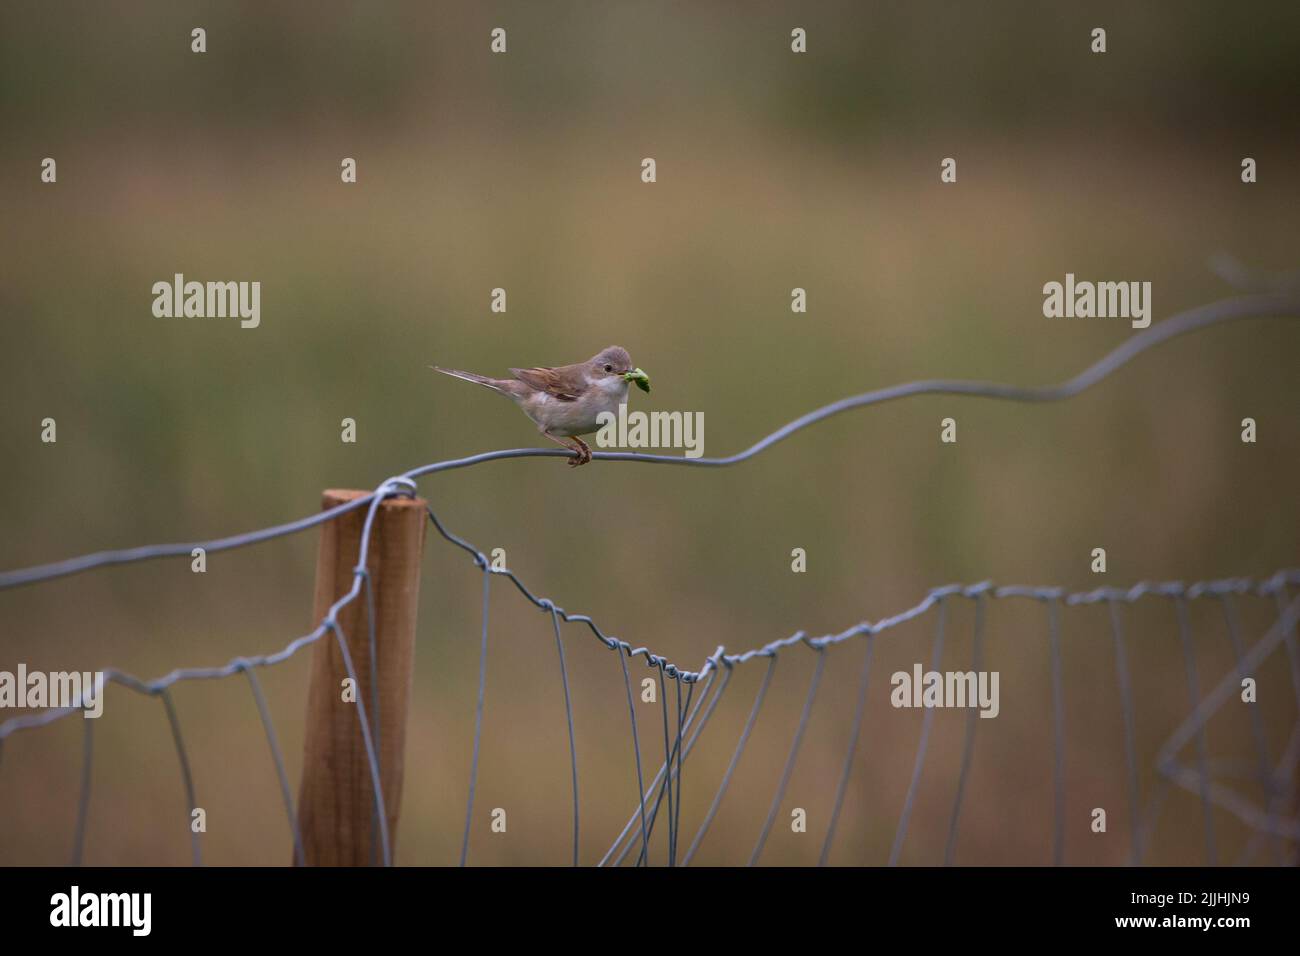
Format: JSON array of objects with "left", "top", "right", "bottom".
[{"left": 624, "top": 367, "right": 651, "bottom": 393}]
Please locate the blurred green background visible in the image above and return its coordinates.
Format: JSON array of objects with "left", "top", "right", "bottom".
[{"left": 1, "top": 1, "right": 1298, "bottom": 866}]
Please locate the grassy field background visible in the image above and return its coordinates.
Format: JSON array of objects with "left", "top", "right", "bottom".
[{"left": 1, "top": 1, "right": 1298, "bottom": 865}]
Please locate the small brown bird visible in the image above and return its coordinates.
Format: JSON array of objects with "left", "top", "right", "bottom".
[{"left": 432, "top": 346, "right": 646, "bottom": 466}]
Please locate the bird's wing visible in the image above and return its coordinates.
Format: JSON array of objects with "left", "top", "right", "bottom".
[{"left": 509, "top": 365, "right": 585, "bottom": 401}]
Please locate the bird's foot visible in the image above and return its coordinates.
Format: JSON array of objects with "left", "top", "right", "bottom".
[{"left": 567, "top": 439, "right": 593, "bottom": 467}]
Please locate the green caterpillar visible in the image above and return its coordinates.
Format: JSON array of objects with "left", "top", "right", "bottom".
[{"left": 624, "top": 367, "right": 651, "bottom": 393}]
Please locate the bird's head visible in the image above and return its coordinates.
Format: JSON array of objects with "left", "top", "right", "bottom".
[{"left": 590, "top": 345, "right": 635, "bottom": 379}]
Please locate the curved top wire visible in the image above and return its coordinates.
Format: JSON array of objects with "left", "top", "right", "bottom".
[{"left": 1, "top": 289, "right": 1297, "bottom": 592}]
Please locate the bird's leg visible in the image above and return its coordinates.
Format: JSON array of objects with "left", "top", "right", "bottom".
[
  {"left": 541, "top": 428, "right": 591, "bottom": 467},
  {"left": 569, "top": 436, "right": 592, "bottom": 467}
]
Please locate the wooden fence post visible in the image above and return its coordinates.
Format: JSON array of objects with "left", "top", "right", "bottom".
[{"left": 296, "top": 488, "right": 427, "bottom": 865}]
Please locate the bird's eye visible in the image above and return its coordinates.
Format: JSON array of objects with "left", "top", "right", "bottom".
[{"left": 604, "top": 364, "right": 613, "bottom": 372}]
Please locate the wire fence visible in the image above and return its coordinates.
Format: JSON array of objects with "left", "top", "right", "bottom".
[{"left": 1, "top": 285, "right": 1298, "bottom": 865}]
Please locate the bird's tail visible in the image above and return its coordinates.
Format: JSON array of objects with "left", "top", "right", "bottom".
[{"left": 430, "top": 366, "right": 506, "bottom": 392}]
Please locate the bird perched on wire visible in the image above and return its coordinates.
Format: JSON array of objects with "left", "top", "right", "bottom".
[{"left": 432, "top": 346, "right": 651, "bottom": 467}]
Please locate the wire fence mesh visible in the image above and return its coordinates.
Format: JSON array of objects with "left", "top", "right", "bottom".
[{"left": 1, "top": 287, "right": 1298, "bottom": 865}]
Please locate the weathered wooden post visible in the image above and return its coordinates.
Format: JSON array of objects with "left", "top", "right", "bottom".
[{"left": 296, "top": 488, "right": 426, "bottom": 865}]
